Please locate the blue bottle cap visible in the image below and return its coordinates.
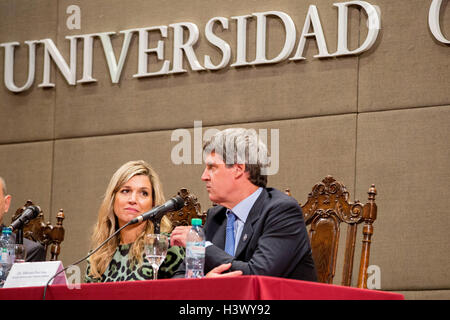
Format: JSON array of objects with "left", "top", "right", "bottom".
[{"left": 2, "top": 227, "right": 12, "bottom": 234}]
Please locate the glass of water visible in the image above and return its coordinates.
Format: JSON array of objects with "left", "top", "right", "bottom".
[
  {"left": 14, "top": 244, "right": 27, "bottom": 263},
  {"left": 144, "top": 234, "right": 168, "bottom": 280}
]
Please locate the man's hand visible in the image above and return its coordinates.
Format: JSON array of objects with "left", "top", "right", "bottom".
[
  {"left": 170, "top": 226, "right": 192, "bottom": 247},
  {"left": 171, "top": 227, "right": 243, "bottom": 278},
  {"left": 205, "top": 263, "right": 243, "bottom": 278}
]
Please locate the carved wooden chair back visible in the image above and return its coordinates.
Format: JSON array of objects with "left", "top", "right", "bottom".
[
  {"left": 286, "top": 176, "right": 377, "bottom": 288},
  {"left": 11, "top": 200, "right": 65, "bottom": 261},
  {"left": 156, "top": 188, "right": 207, "bottom": 233}
]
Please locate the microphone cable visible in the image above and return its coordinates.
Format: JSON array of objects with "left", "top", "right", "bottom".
[{"left": 42, "top": 219, "right": 133, "bottom": 300}]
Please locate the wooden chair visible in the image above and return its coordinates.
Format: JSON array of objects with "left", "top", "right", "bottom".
[
  {"left": 285, "top": 175, "right": 377, "bottom": 288},
  {"left": 155, "top": 188, "right": 207, "bottom": 233},
  {"left": 11, "top": 200, "right": 65, "bottom": 261}
]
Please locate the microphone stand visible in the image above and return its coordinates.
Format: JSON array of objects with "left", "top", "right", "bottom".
[
  {"left": 16, "top": 227, "right": 24, "bottom": 245},
  {"left": 42, "top": 219, "right": 134, "bottom": 300},
  {"left": 154, "top": 216, "right": 163, "bottom": 234}
]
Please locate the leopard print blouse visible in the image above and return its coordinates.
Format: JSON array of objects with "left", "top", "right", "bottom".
[{"left": 85, "top": 243, "right": 185, "bottom": 283}]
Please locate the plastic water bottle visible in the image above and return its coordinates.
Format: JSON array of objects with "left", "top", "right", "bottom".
[
  {"left": 0, "top": 227, "right": 14, "bottom": 287},
  {"left": 185, "top": 218, "right": 205, "bottom": 278}
]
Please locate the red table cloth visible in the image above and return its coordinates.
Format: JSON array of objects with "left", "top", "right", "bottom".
[{"left": 0, "top": 275, "right": 404, "bottom": 300}]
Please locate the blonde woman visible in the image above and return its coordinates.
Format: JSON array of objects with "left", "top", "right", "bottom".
[{"left": 85, "top": 160, "right": 184, "bottom": 282}]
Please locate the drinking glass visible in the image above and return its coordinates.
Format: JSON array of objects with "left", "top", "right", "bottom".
[
  {"left": 14, "top": 244, "right": 27, "bottom": 263},
  {"left": 144, "top": 234, "right": 169, "bottom": 280}
]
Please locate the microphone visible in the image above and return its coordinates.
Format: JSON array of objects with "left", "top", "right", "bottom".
[
  {"left": 10, "top": 205, "right": 40, "bottom": 231},
  {"left": 129, "top": 196, "right": 185, "bottom": 225}
]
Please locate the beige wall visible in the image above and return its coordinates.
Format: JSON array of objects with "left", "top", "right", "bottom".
[{"left": 0, "top": 0, "right": 449, "bottom": 299}]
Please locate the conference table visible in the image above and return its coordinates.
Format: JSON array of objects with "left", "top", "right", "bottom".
[{"left": 0, "top": 275, "right": 403, "bottom": 300}]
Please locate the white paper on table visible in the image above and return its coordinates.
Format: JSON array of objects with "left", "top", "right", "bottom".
[{"left": 3, "top": 261, "right": 67, "bottom": 288}]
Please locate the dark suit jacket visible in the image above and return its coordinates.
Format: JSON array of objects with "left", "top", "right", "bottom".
[
  {"left": 1, "top": 226, "right": 46, "bottom": 262},
  {"left": 174, "top": 188, "right": 317, "bottom": 281}
]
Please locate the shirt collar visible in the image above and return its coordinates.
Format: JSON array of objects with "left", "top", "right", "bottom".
[{"left": 230, "top": 187, "right": 263, "bottom": 223}]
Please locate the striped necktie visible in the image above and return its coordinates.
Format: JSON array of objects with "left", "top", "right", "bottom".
[{"left": 225, "top": 210, "right": 236, "bottom": 256}]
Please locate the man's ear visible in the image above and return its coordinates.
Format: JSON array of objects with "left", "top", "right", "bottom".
[
  {"left": 233, "top": 164, "right": 246, "bottom": 178},
  {"left": 4, "top": 195, "right": 11, "bottom": 213}
]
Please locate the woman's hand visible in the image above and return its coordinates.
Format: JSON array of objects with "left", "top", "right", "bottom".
[
  {"left": 170, "top": 226, "right": 192, "bottom": 247},
  {"left": 205, "top": 263, "right": 243, "bottom": 278}
]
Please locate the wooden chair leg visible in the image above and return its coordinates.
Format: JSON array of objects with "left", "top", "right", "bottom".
[{"left": 357, "top": 185, "right": 377, "bottom": 289}]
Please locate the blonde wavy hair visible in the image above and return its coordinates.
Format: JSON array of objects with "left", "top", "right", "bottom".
[{"left": 88, "top": 160, "right": 172, "bottom": 280}]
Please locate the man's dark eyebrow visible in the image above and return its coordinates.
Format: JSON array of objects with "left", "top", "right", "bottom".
[{"left": 205, "top": 162, "right": 219, "bottom": 169}]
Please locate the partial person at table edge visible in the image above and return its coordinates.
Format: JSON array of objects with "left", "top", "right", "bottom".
[{"left": 0, "top": 176, "right": 46, "bottom": 262}]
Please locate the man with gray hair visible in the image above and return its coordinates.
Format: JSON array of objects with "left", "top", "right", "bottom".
[
  {"left": 0, "top": 176, "right": 46, "bottom": 262},
  {"left": 171, "top": 128, "right": 317, "bottom": 281}
]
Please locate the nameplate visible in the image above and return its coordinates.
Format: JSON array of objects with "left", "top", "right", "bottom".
[{"left": 3, "top": 261, "right": 67, "bottom": 288}]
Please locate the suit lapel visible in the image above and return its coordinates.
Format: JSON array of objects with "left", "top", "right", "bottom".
[{"left": 234, "top": 189, "right": 267, "bottom": 258}]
